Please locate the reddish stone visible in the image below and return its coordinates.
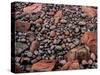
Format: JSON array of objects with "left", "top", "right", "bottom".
[
  {"left": 23, "top": 4, "right": 42, "bottom": 14},
  {"left": 34, "top": 18, "right": 43, "bottom": 24},
  {"left": 61, "top": 60, "right": 79, "bottom": 70},
  {"left": 81, "top": 32, "right": 97, "bottom": 54},
  {"left": 30, "top": 40, "right": 40, "bottom": 52},
  {"left": 69, "top": 60, "right": 80, "bottom": 70},
  {"left": 15, "top": 20, "right": 30, "bottom": 32},
  {"left": 82, "top": 6, "right": 97, "bottom": 17},
  {"left": 54, "top": 10, "right": 62, "bottom": 24},
  {"left": 61, "top": 61, "right": 73, "bottom": 70},
  {"left": 50, "top": 31, "right": 56, "bottom": 37},
  {"left": 31, "top": 60, "right": 56, "bottom": 71}
]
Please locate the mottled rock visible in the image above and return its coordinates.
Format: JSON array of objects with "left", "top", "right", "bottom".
[
  {"left": 81, "top": 32, "right": 97, "bottom": 54},
  {"left": 30, "top": 40, "right": 40, "bottom": 52},
  {"left": 15, "top": 20, "right": 30, "bottom": 32},
  {"left": 82, "top": 6, "right": 97, "bottom": 17},
  {"left": 23, "top": 4, "right": 42, "bottom": 14}
]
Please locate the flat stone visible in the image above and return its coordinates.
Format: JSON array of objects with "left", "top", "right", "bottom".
[{"left": 31, "top": 60, "right": 56, "bottom": 71}]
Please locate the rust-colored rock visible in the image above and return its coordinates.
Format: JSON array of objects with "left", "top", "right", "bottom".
[
  {"left": 50, "top": 31, "right": 56, "bottom": 37},
  {"left": 54, "top": 10, "right": 62, "bottom": 24},
  {"left": 61, "top": 61, "right": 73, "bottom": 70},
  {"left": 30, "top": 40, "right": 40, "bottom": 52},
  {"left": 31, "top": 60, "right": 56, "bottom": 71},
  {"left": 81, "top": 32, "right": 97, "bottom": 54},
  {"left": 23, "top": 4, "right": 42, "bottom": 14},
  {"left": 69, "top": 60, "right": 80, "bottom": 70},
  {"left": 61, "top": 60, "right": 79, "bottom": 70},
  {"left": 82, "top": 6, "right": 97, "bottom": 17},
  {"left": 15, "top": 20, "right": 30, "bottom": 32}
]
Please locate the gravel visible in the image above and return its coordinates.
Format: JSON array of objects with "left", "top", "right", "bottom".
[{"left": 12, "top": 2, "right": 97, "bottom": 72}]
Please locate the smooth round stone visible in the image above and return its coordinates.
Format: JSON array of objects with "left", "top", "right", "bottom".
[
  {"left": 53, "top": 39, "right": 61, "bottom": 44},
  {"left": 88, "top": 59, "right": 93, "bottom": 65},
  {"left": 81, "top": 60, "right": 88, "bottom": 65},
  {"left": 47, "top": 50, "right": 51, "bottom": 54},
  {"left": 21, "top": 38, "right": 26, "bottom": 42},
  {"left": 60, "top": 19, "right": 67, "bottom": 23},
  {"left": 90, "top": 53, "right": 96, "bottom": 61},
  {"left": 18, "top": 32, "right": 23, "bottom": 36},
  {"left": 50, "top": 26, "right": 56, "bottom": 30},
  {"left": 15, "top": 57, "right": 21, "bottom": 63},
  {"left": 75, "top": 27, "right": 79, "bottom": 33},
  {"left": 50, "top": 31, "right": 56, "bottom": 37},
  {"left": 59, "top": 60, "right": 66, "bottom": 65},
  {"left": 27, "top": 52, "right": 33, "bottom": 57},
  {"left": 55, "top": 46, "right": 63, "bottom": 50},
  {"left": 50, "top": 45, "right": 55, "bottom": 50},
  {"left": 67, "top": 38, "right": 71, "bottom": 42},
  {"left": 38, "top": 50, "right": 43, "bottom": 53}
]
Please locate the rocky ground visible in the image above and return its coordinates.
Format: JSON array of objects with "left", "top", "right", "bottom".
[{"left": 11, "top": 2, "right": 97, "bottom": 73}]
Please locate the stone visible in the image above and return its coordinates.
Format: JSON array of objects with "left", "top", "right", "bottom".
[
  {"left": 60, "top": 19, "right": 67, "bottom": 23},
  {"left": 90, "top": 53, "right": 96, "bottom": 61},
  {"left": 16, "top": 42, "right": 28, "bottom": 50},
  {"left": 31, "top": 60, "right": 56, "bottom": 71},
  {"left": 23, "top": 4, "right": 42, "bottom": 14},
  {"left": 61, "top": 61, "right": 72, "bottom": 70},
  {"left": 82, "top": 6, "right": 97, "bottom": 17},
  {"left": 88, "top": 59, "right": 93, "bottom": 65},
  {"left": 59, "top": 60, "right": 66, "bottom": 65},
  {"left": 54, "top": 10, "right": 63, "bottom": 24},
  {"left": 81, "top": 60, "right": 88, "bottom": 65},
  {"left": 69, "top": 60, "right": 80, "bottom": 70},
  {"left": 50, "top": 26, "right": 56, "bottom": 30},
  {"left": 78, "top": 21, "right": 86, "bottom": 25},
  {"left": 50, "top": 31, "right": 56, "bottom": 37},
  {"left": 26, "top": 31, "right": 35, "bottom": 42},
  {"left": 81, "top": 32, "right": 97, "bottom": 54},
  {"left": 15, "top": 20, "right": 30, "bottom": 32},
  {"left": 55, "top": 46, "right": 63, "bottom": 51},
  {"left": 30, "top": 40, "right": 40, "bottom": 52}
]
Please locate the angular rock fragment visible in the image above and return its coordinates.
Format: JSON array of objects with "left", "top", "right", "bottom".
[
  {"left": 81, "top": 32, "right": 97, "bottom": 54},
  {"left": 69, "top": 60, "right": 80, "bottom": 70},
  {"left": 61, "top": 60, "right": 79, "bottom": 70},
  {"left": 31, "top": 60, "right": 56, "bottom": 71},
  {"left": 54, "top": 10, "right": 62, "bottom": 24},
  {"left": 23, "top": 4, "right": 42, "bottom": 14},
  {"left": 82, "top": 6, "right": 97, "bottom": 17},
  {"left": 15, "top": 20, "right": 30, "bottom": 32}
]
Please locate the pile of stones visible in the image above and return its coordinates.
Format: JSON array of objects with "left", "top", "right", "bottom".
[{"left": 11, "top": 2, "right": 97, "bottom": 73}]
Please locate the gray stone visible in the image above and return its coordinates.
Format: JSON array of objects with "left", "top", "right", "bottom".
[{"left": 59, "top": 60, "right": 66, "bottom": 65}]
